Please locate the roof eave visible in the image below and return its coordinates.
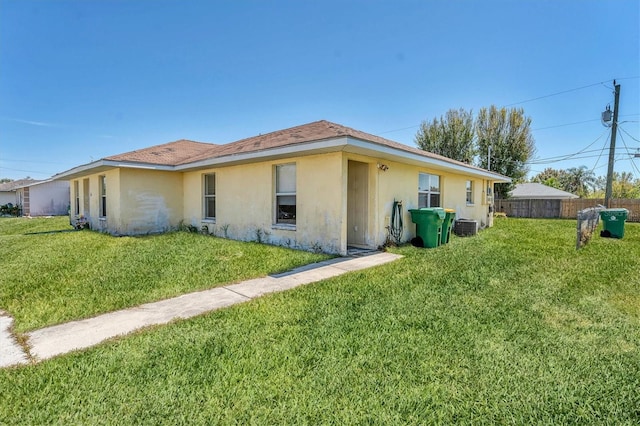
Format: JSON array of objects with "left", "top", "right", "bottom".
[
  {"left": 13, "top": 179, "right": 52, "bottom": 189},
  {"left": 53, "top": 160, "right": 177, "bottom": 180},
  {"left": 177, "top": 136, "right": 511, "bottom": 182},
  {"left": 345, "top": 138, "right": 512, "bottom": 182}
]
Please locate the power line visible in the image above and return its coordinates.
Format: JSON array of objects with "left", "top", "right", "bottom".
[
  {"left": 527, "top": 129, "right": 609, "bottom": 164},
  {"left": 0, "top": 158, "right": 73, "bottom": 165},
  {"left": 529, "top": 153, "right": 618, "bottom": 165},
  {"left": 504, "top": 81, "right": 606, "bottom": 107},
  {"left": 0, "top": 166, "right": 54, "bottom": 175},
  {"left": 532, "top": 119, "right": 600, "bottom": 131},
  {"left": 618, "top": 125, "right": 640, "bottom": 143},
  {"left": 377, "top": 79, "right": 640, "bottom": 136},
  {"left": 617, "top": 130, "right": 640, "bottom": 176},
  {"left": 531, "top": 114, "right": 639, "bottom": 132},
  {"left": 504, "top": 76, "right": 639, "bottom": 107},
  {"left": 589, "top": 133, "right": 611, "bottom": 177},
  {"left": 378, "top": 124, "right": 420, "bottom": 135},
  {"left": 528, "top": 147, "right": 628, "bottom": 164}
]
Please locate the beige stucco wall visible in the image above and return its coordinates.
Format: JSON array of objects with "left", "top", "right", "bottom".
[
  {"left": 69, "top": 170, "right": 119, "bottom": 231},
  {"left": 345, "top": 154, "right": 493, "bottom": 247},
  {"left": 183, "top": 152, "right": 494, "bottom": 254},
  {"left": 183, "top": 152, "right": 344, "bottom": 253},
  {"left": 69, "top": 168, "right": 182, "bottom": 234},
  {"left": 117, "top": 168, "right": 183, "bottom": 234}
]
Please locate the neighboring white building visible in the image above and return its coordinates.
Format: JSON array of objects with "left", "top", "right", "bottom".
[{"left": 14, "top": 180, "right": 70, "bottom": 216}]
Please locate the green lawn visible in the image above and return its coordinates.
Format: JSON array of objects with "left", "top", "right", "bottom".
[
  {"left": 0, "top": 217, "right": 330, "bottom": 333},
  {"left": 1, "top": 218, "right": 639, "bottom": 424}
]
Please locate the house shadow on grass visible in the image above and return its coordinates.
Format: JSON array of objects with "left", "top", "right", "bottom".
[{"left": 24, "top": 229, "right": 78, "bottom": 236}]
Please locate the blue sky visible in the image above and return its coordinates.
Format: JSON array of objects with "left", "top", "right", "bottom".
[{"left": 1, "top": 0, "right": 638, "bottom": 181}]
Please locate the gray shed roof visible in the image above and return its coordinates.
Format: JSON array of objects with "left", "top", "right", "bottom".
[{"left": 509, "top": 183, "right": 579, "bottom": 199}]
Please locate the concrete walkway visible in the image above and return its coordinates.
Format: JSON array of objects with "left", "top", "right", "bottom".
[
  {"left": 1, "top": 252, "right": 401, "bottom": 367},
  {"left": 0, "top": 313, "right": 29, "bottom": 367}
]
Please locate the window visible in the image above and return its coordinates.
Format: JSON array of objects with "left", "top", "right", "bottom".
[
  {"left": 74, "top": 181, "right": 80, "bottom": 215},
  {"left": 203, "top": 174, "right": 216, "bottom": 219},
  {"left": 99, "top": 175, "right": 107, "bottom": 217},
  {"left": 466, "top": 180, "right": 474, "bottom": 205},
  {"left": 275, "top": 164, "right": 296, "bottom": 225},
  {"left": 418, "top": 173, "right": 440, "bottom": 208}
]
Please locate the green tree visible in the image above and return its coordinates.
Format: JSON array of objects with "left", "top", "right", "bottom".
[
  {"left": 592, "top": 172, "right": 640, "bottom": 198},
  {"left": 562, "top": 166, "right": 596, "bottom": 197},
  {"left": 531, "top": 168, "right": 567, "bottom": 190},
  {"left": 414, "top": 108, "right": 475, "bottom": 163},
  {"left": 0, "top": 178, "right": 13, "bottom": 184},
  {"left": 476, "top": 106, "right": 536, "bottom": 198}
]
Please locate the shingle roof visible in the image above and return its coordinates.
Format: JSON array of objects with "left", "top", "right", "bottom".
[
  {"left": 105, "top": 139, "right": 219, "bottom": 166},
  {"left": 105, "top": 120, "right": 482, "bottom": 172},
  {"left": 510, "top": 183, "right": 579, "bottom": 199},
  {"left": 0, "top": 179, "right": 41, "bottom": 191}
]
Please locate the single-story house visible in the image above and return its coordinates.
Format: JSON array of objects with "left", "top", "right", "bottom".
[
  {"left": 509, "top": 183, "right": 578, "bottom": 200},
  {"left": 53, "top": 120, "right": 510, "bottom": 254}
]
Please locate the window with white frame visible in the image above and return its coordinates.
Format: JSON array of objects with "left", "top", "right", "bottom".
[
  {"left": 99, "top": 175, "right": 107, "bottom": 217},
  {"left": 418, "top": 173, "right": 441, "bottom": 208},
  {"left": 74, "top": 181, "right": 80, "bottom": 215},
  {"left": 203, "top": 173, "right": 216, "bottom": 220},
  {"left": 275, "top": 163, "right": 296, "bottom": 225},
  {"left": 466, "top": 180, "right": 474, "bottom": 205}
]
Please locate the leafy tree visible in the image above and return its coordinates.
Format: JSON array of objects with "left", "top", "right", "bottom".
[
  {"left": 476, "top": 106, "right": 536, "bottom": 198},
  {"left": 0, "top": 178, "right": 13, "bottom": 184},
  {"left": 531, "top": 168, "right": 567, "bottom": 190},
  {"left": 593, "top": 172, "right": 640, "bottom": 198},
  {"left": 562, "top": 166, "right": 596, "bottom": 197},
  {"left": 414, "top": 108, "right": 475, "bottom": 163}
]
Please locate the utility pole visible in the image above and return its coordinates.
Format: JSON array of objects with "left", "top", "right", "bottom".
[
  {"left": 604, "top": 81, "right": 620, "bottom": 208},
  {"left": 487, "top": 146, "right": 491, "bottom": 171}
]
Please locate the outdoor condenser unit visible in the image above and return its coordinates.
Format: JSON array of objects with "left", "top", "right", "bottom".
[{"left": 454, "top": 219, "right": 478, "bottom": 237}]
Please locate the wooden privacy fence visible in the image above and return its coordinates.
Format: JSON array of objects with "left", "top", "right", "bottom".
[{"left": 495, "top": 198, "right": 640, "bottom": 222}]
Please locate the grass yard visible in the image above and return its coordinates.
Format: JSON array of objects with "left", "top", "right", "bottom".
[
  {"left": 1, "top": 217, "right": 639, "bottom": 424},
  {"left": 0, "top": 217, "right": 330, "bottom": 333}
]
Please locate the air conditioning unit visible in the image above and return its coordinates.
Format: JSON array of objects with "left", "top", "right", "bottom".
[{"left": 454, "top": 219, "right": 478, "bottom": 237}]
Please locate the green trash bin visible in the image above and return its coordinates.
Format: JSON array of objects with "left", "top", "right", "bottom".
[
  {"left": 441, "top": 209, "right": 456, "bottom": 244},
  {"left": 408, "top": 208, "right": 445, "bottom": 248},
  {"left": 600, "top": 208, "right": 629, "bottom": 239}
]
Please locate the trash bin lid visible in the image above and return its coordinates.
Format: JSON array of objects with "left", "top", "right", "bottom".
[
  {"left": 414, "top": 208, "right": 446, "bottom": 219},
  {"left": 600, "top": 208, "right": 628, "bottom": 217},
  {"left": 602, "top": 208, "right": 628, "bottom": 213},
  {"left": 425, "top": 208, "right": 446, "bottom": 219}
]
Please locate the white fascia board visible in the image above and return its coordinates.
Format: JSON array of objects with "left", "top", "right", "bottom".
[{"left": 53, "top": 160, "right": 175, "bottom": 180}]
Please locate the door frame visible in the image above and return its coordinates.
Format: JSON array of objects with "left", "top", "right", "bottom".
[{"left": 347, "top": 160, "right": 370, "bottom": 248}]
